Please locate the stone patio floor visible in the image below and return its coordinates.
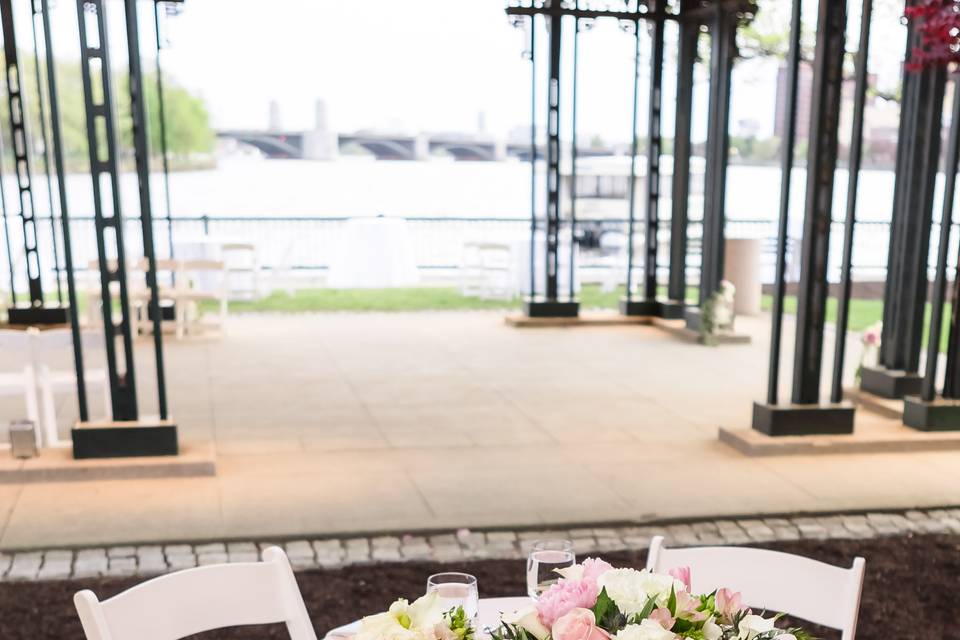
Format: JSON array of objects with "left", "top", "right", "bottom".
[{"left": 0, "top": 311, "right": 958, "bottom": 550}]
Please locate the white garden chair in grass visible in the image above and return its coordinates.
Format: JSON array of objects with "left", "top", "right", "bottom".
[
  {"left": 646, "top": 535, "right": 865, "bottom": 640},
  {"left": 74, "top": 547, "right": 317, "bottom": 640}
]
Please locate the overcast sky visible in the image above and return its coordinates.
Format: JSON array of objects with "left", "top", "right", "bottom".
[{"left": 26, "top": 0, "right": 910, "bottom": 144}]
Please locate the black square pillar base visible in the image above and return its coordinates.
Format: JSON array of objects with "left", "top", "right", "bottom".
[
  {"left": 860, "top": 366, "right": 922, "bottom": 399},
  {"left": 147, "top": 302, "right": 177, "bottom": 322},
  {"left": 523, "top": 298, "right": 579, "bottom": 318},
  {"left": 658, "top": 300, "right": 688, "bottom": 320},
  {"left": 72, "top": 420, "right": 179, "bottom": 459},
  {"left": 7, "top": 305, "right": 69, "bottom": 326},
  {"left": 619, "top": 298, "right": 660, "bottom": 316},
  {"left": 903, "top": 396, "right": 960, "bottom": 431},
  {"left": 751, "top": 401, "right": 855, "bottom": 436}
]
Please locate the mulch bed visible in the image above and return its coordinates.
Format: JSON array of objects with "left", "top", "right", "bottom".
[{"left": 2, "top": 534, "right": 958, "bottom": 640}]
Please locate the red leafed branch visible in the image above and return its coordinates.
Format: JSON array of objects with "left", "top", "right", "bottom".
[{"left": 905, "top": 0, "right": 960, "bottom": 70}]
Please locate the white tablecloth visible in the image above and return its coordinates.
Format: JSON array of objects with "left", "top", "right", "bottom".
[
  {"left": 323, "top": 596, "right": 529, "bottom": 640},
  {"left": 326, "top": 217, "right": 419, "bottom": 288}
]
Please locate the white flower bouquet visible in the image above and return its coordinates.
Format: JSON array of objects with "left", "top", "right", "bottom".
[
  {"left": 493, "top": 559, "right": 814, "bottom": 640},
  {"left": 355, "top": 592, "right": 474, "bottom": 640}
]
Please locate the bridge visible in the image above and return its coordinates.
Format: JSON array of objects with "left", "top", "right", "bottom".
[{"left": 215, "top": 128, "right": 616, "bottom": 161}]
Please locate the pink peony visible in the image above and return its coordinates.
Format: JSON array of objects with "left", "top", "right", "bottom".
[
  {"left": 668, "top": 565, "right": 691, "bottom": 591},
  {"left": 580, "top": 558, "right": 614, "bottom": 582},
  {"left": 536, "top": 578, "right": 601, "bottom": 628},
  {"left": 551, "top": 608, "right": 610, "bottom": 640}
]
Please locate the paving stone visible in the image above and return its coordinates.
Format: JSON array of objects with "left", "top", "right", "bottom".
[
  {"left": 485, "top": 531, "right": 517, "bottom": 543},
  {"left": 197, "top": 552, "right": 229, "bottom": 566},
  {"left": 770, "top": 526, "right": 801, "bottom": 541},
  {"left": 73, "top": 556, "right": 108, "bottom": 578},
  {"left": 666, "top": 524, "right": 699, "bottom": 546},
  {"left": 621, "top": 535, "right": 652, "bottom": 549},
  {"left": 567, "top": 528, "right": 596, "bottom": 539},
  {"left": 164, "top": 544, "right": 193, "bottom": 556},
  {"left": 108, "top": 557, "right": 137, "bottom": 575},
  {"left": 433, "top": 545, "right": 464, "bottom": 561},
  {"left": 38, "top": 561, "right": 73, "bottom": 580},
  {"left": 371, "top": 536, "right": 401, "bottom": 550},
  {"left": 401, "top": 543, "right": 432, "bottom": 559},
  {"left": 0, "top": 553, "right": 11, "bottom": 577},
  {"left": 691, "top": 521, "right": 720, "bottom": 534},
  {"left": 796, "top": 523, "right": 829, "bottom": 540},
  {"left": 345, "top": 538, "right": 370, "bottom": 552},
  {"left": 7, "top": 554, "right": 42, "bottom": 580},
  {"left": 138, "top": 556, "right": 169, "bottom": 574},
  {"left": 742, "top": 524, "right": 777, "bottom": 541},
  {"left": 372, "top": 548, "right": 402, "bottom": 562},
  {"left": 763, "top": 518, "right": 792, "bottom": 527},
  {"left": 76, "top": 548, "right": 106, "bottom": 561},
  {"left": 195, "top": 543, "right": 227, "bottom": 555},
  {"left": 107, "top": 546, "right": 136, "bottom": 558},
  {"left": 457, "top": 532, "right": 486, "bottom": 549},
  {"left": 285, "top": 540, "right": 316, "bottom": 559},
  {"left": 228, "top": 552, "right": 260, "bottom": 563},
  {"left": 313, "top": 540, "right": 345, "bottom": 561},
  {"left": 715, "top": 520, "right": 745, "bottom": 533},
  {"left": 227, "top": 542, "right": 258, "bottom": 554},
  {"left": 941, "top": 518, "right": 960, "bottom": 533},
  {"left": 428, "top": 534, "right": 458, "bottom": 547},
  {"left": 517, "top": 530, "right": 558, "bottom": 541},
  {"left": 167, "top": 554, "right": 197, "bottom": 569}
]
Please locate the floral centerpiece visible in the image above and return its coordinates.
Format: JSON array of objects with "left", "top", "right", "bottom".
[
  {"left": 355, "top": 592, "right": 474, "bottom": 640},
  {"left": 493, "top": 559, "right": 812, "bottom": 640}
]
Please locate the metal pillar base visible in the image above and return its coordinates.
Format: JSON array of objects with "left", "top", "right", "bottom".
[
  {"left": 860, "top": 366, "right": 923, "bottom": 399},
  {"left": 146, "top": 303, "right": 177, "bottom": 323},
  {"left": 903, "top": 396, "right": 960, "bottom": 431},
  {"left": 72, "top": 419, "right": 178, "bottom": 459},
  {"left": 684, "top": 307, "right": 703, "bottom": 331},
  {"left": 658, "top": 300, "right": 687, "bottom": 320},
  {"left": 523, "top": 298, "right": 579, "bottom": 318},
  {"left": 7, "top": 305, "right": 69, "bottom": 325},
  {"left": 619, "top": 299, "right": 660, "bottom": 317},
  {"left": 751, "top": 401, "right": 855, "bottom": 436}
]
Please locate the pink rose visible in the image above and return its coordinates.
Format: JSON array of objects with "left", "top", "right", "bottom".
[
  {"left": 668, "top": 566, "right": 691, "bottom": 591},
  {"left": 580, "top": 558, "right": 614, "bottom": 582},
  {"left": 551, "top": 609, "right": 610, "bottom": 640}
]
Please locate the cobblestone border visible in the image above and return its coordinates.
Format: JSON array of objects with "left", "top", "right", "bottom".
[{"left": 2, "top": 509, "right": 958, "bottom": 582}]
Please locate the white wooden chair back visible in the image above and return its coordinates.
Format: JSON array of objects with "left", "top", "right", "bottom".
[
  {"left": 74, "top": 546, "right": 317, "bottom": 640},
  {"left": 646, "top": 535, "right": 864, "bottom": 640},
  {"left": 32, "top": 328, "right": 105, "bottom": 353}
]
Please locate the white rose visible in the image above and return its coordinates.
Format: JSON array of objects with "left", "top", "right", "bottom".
[
  {"left": 502, "top": 606, "right": 550, "bottom": 640},
  {"left": 614, "top": 620, "right": 677, "bottom": 640},
  {"left": 597, "top": 569, "right": 685, "bottom": 614},
  {"left": 701, "top": 616, "right": 722, "bottom": 640},
  {"left": 737, "top": 614, "right": 777, "bottom": 640}
]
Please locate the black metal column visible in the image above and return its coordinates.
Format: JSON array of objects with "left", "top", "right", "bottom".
[
  {"left": 764, "top": 0, "right": 801, "bottom": 406},
  {"left": 829, "top": 0, "right": 872, "bottom": 404},
  {"left": 29, "top": 0, "right": 61, "bottom": 305},
  {"left": 523, "top": 1, "right": 578, "bottom": 318},
  {"left": 72, "top": 0, "right": 177, "bottom": 459},
  {"left": 862, "top": 22, "right": 946, "bottom": 399},
  {"left": 903, "top": 74, "right": 960, "bottom": 430},
  {"left": 125, "top": 0, "right": 169, "bottom": 421},
  {"left": 38, "top": 0, "right": 87, "bottom": 421},
  {"left": 623, "top": 2, "right": 665, "bottom": 318},
  {"left": 0, "top": 131, "right": 14, "bottom": 303},
  {"left": 664, "top": 2, "right": 698, "bottom": 319},
  {"left": 753, "top": 0, "right": 854, "bottom": 436},
  {"left": 154, "top": 1, "right": 175, "bottom": 264},
  {"left": 623, "top": 21, "right": 641, "bottom": 307},
  {"left": 1, "top": 0, "right": 65, "bottom": 324},
  {"left": 686, "top": 6, "right": 734, "bottom": 331}
]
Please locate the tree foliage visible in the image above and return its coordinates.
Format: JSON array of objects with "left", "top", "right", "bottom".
[{"left": 0, "top": 50, "right": 214, "bottom": 172}]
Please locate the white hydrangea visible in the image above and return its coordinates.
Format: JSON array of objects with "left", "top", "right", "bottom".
[
  {"left": 614, "top": 620, "right": 677, "bottom": 640},
  {"left": 597, "top": 568, "right": 685, "bottom": 614}
]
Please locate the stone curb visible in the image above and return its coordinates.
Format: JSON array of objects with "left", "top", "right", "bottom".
[{"left": 2, "top": 508, "right": 958, "bottom": 582}]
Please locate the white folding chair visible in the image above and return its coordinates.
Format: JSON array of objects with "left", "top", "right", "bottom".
[
  {"left": 0, "top": 329, "right": 40, "bottom": 443},
  {"left": 74, "top": 546, "right": 317, "bottom": 640},
  {"left": 646, "top": 535, "right": 864, "bottom": 640},
  {"left": 33, "top": 328, "right": 111, "bottom": 447}
]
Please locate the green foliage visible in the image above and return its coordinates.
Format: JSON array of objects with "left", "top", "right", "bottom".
[
  {"left": 444, "top": 606, "right": 474, "bottom": 640},
  {"left": 592, "top": 588, "right": 628, "bottom": 630},
  {"left": 0, "top": 49, "right": 214, "bottom": 173},
  {"left": 490, "top": 621, "right": 532, "bottom": 640}
]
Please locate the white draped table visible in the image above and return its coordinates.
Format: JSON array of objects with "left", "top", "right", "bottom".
[{"left": 323, "top": 596, "right": 530, "bottom": 640}]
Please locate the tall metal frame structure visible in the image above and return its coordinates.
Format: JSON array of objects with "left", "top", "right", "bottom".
[
  {"left": 753, "top": 0, "right": 854, "bottom": 435},
  {"left": 862, "top": 0, "right": 946, "bottom": 400},
  {"left": 71, "top": 0, "right": 177, "bottom": 459},
  {"left": 1, "top": 0, "right": 66, "bottom": 324},
  {"left": 506, "top": 0, "right": 752, "bottom": 320}
]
